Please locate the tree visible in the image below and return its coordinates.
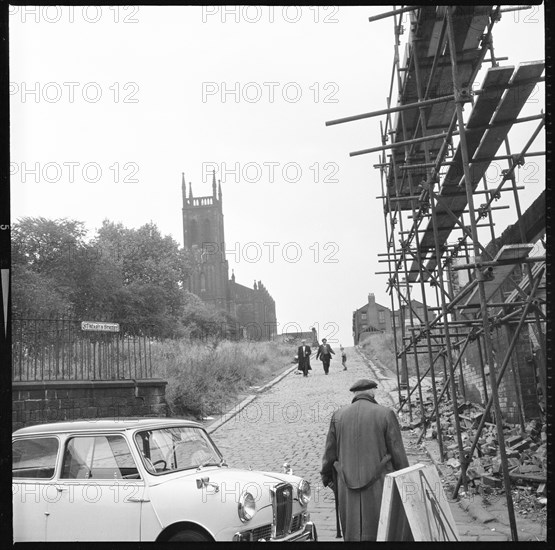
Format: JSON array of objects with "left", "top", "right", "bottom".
[
  {"left": 11, "top": 264, "right": 72, "bottom": 318},
  {"left": 12, "top": 217, "right": 88, "bottom": 275},
  {"left": 92, "top": 220, "right": 193, "bottom": 338},
  {"left": 11, "top": 217, "right": 238, "bottom": 341}
]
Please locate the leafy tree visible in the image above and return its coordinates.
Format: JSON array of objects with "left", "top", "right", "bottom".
[
  {"left": 95, "top": 220, "right": 190, "bottom": 288},
  {"left": 11, "top": 217, "right": 239, "bottom": 341},
  {"left": 12, "top": 217, "right": 88, "bottom": 275},
  {"left": 11, "top": 264, "right": 72, "bottom": 318},
  {"left": 181, "top": 291, "right": 230, "bottom": 340}
]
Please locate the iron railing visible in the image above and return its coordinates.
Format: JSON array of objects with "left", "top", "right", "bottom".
[{"left": 11, "top": 316, "right": 154, "bottom": 381}]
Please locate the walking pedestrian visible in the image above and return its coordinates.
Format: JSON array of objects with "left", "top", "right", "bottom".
[
  {"left": 320, "top": 379, "right": 409, "bottom": 541},
  {"left": 340, "top": 345, "right": 347, "bottom": 370},
  {"left": 297, "top": 339, "right": 312, "bottom": 377},
  {"left": 316, "top": 338, "right": 335, "bottom": 375}
]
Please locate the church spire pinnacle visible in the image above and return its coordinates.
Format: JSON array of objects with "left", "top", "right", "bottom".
[
  {"left": 212, "top": 169, "right": 217, "bottom": 198},
  {"left": 182, "top": 173, "right": 186, "bottom": 205},
  {"left": 189, "top": 181, "right": 193, "bottom": 200}
]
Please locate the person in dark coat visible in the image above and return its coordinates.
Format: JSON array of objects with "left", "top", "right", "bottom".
[
  {"left": 320, "top": 379, "right": 409, "bottom": 541},
  {"left": 297, "top": 339, "right": 312, "bottom": 377},
  {"left": 316, "top": 338, "right": 335, "bottom": 374}
]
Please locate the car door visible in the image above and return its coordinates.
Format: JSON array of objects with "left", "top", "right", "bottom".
[
  {"left": 12, "top": 436, "right": 60, "bottom": 542},
  {"left": 45, "top": 434, "right": 145, "bottom": 541}
]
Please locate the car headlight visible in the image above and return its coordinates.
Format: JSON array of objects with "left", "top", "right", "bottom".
[
  {"left": 238, "top": 491, "right": 256, "bottom": 523},
  {"left": 297, "top": 479, "right": 311, "bottom": 506}
]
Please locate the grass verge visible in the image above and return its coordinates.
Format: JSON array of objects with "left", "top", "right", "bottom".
[{"left": 152, "top": 338, "right": 295, "bottom": 419}]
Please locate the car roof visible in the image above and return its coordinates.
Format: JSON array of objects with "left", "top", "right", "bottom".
[{"left": 13, "top": 417, "right": 202, "bottom": 436}]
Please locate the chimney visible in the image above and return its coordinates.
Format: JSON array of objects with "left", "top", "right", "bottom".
[{"left": 368, "top": 293, "right": 375, "bottom": 306}]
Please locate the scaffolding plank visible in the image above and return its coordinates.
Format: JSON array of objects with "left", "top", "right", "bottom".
[
  {"left": 386, "top": 6, "right": 491, "bottom": 211},
  {"left": 406, "top": 66, "right": 513, "bottom": 281},
  {"left": 459, "top": 244, "right": 534, "bottom": 309},
  {"left": 411, "top": 61, "right": 544, "bottom": 281},
  {"left": 466, "top": 60, "right": 545, "bottom": 184}
]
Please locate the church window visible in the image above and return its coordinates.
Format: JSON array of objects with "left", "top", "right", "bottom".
[
  {"left": 203, "top": 219, "right": 212, "bottom": 244},
  {"left": 190, "top": 219, "right": 199, "bottom": 245}
]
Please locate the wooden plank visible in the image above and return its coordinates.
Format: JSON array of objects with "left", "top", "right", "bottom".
[
  {"left": 410, "top": 62, "right": 544, "bottom": 281},
  {"left": 377, "top": 463, "right": 459, "bottom": 541},
  {"left": 386, "top": 7, "right": 488, "bottom": 208},
  {"left": 377, "top": 472, "right": 414, "bottom": 541},
  {"left": 466, "top": 60, "right": 545, "bottom": 185}
]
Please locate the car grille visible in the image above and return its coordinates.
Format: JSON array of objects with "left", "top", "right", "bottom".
[
  {"left": 271, "top": 482, "right": 293, "bottom": 538},
  {"left": 290, "top": 513, "right": 302, "bottom": 533},
  {"left": 251, "top": 524, "right": 272, "bottom": 541}
]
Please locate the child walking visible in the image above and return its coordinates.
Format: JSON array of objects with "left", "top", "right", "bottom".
[{"left": 340, "top": 345, "right": 347, "bottom": 370}]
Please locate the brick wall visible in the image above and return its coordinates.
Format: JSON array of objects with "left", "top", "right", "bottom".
[
  {"left": 12, "top": 379, "right": 167, "bottom": 432},
  {"left": 458, "top": 306, "right": 539, "bottom": 423},
  {"left": 456, "top": 194, "right": 544, "bottom": 424}
]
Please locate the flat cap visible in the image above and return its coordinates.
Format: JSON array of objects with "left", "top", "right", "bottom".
[{"left": 349, "top": 379, "right": 378, "bottom": 392}]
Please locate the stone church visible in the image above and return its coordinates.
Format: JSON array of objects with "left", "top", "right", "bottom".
[{"left": 181, "top": 172, "right": 277, "bottom": 340}]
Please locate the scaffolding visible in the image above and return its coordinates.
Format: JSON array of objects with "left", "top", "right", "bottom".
[{"left": 327, "top": 5, "right": 546, "bottom": 541}]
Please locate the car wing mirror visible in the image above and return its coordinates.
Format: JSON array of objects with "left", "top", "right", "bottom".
[{"left": 196, "top": 476, "right": 219, "bottom": 492}]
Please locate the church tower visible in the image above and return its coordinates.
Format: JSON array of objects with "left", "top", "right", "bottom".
[{"left": 182, "top": 171, "right": 230, "bottom": 311}]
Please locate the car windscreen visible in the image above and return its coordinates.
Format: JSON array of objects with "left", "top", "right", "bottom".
[{"left": 134, "top": 426, "right": 222, "bottom": 475}]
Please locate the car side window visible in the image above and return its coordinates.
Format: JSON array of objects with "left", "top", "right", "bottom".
[
  {"left": 61, "top": 436, "right": 141, "bottom": 480},
  {"left": 13, "top": 438, "right": 59, "bottom": 479}
]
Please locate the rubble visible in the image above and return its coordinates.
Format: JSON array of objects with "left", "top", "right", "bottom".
[{"left": 397, "top": 384, "right": 547, "bottom": 521}]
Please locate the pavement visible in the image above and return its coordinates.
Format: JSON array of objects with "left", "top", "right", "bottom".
[{"left": 203, "top": 346, "right": 545, "bottom": 542}]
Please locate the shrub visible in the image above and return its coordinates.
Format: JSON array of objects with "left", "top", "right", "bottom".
[{"left": 151, "top": 338, "right": 294, "bottom": 419}]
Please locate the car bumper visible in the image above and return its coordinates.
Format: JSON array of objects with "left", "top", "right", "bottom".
[
  {"left": 285, "top": 522, "right": 317, "bottom": 542},
  {"left": 232, "top": 521, "right": 317, "bottom": 542}
]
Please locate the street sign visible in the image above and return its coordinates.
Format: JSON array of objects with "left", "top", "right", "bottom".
[{"left": 81, "top": 321, "right": 120, "bottom": 332}]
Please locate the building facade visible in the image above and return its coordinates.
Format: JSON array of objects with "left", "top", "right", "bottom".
[
  {"left": 391, "top": 299, "right": 434, "bottom": 329},
  {"left": 182, "top": 173, "right": 277, "bottom": 340},
  {"left": 352, "top": 293, "right": 392, "bottom": 344}
]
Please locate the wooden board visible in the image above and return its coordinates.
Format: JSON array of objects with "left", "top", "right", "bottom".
[{"left": 377, "top": 463, "right": 459, "bottom": 541}]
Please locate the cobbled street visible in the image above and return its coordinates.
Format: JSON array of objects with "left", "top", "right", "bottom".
[
  {"left": 207, "top": 347, "right": 420, "bottom": 541},
  {"left": 206, "top": 347, "right": 545, "bottom": 542}
]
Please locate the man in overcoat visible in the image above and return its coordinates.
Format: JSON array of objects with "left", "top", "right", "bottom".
[
  {"left": 297, "top": 339, "right": 312, "bottom": 377},
  {"left": 316, "top": 338, "right": 335, "bottom": 374},
  {"left": 320, "top": 379, "right": 409, "bottom": 541}
]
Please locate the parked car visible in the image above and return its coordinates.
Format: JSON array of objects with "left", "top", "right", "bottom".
[{"left": 12, "top": 418, "right": 317, "bottom": 542}]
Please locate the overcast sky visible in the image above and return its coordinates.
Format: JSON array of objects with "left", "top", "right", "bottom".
[{"left": 9, "top": 5, "right": 545, "bottom": 346}]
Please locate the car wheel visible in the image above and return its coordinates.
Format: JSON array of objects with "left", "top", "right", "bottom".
[{"left": 168, "top": 530, "right": 210, "bottom": 542}]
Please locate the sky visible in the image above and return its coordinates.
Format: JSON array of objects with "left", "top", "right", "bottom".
[{"left": 9, "top": 5, "right": 545, "bottom": 346}]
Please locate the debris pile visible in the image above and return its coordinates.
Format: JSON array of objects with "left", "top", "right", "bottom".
[{"left": 398, "top": 387, "right": 547, "bottom": 522}]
